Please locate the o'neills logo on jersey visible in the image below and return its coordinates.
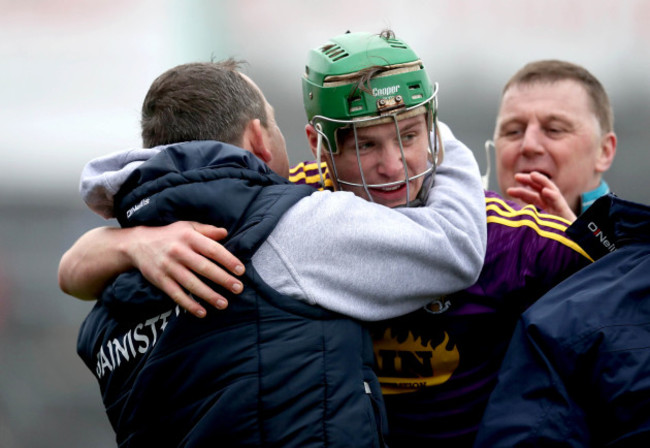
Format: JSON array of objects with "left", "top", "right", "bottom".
[
  {"left": 587, "top": 221, "right": 616, "bottom": 253},
  {"left": 126, "top": 197, "right": 150, "bottom": 219},
  {"left": 372, "top": 85, "right": 400, "bottom": 97},
  {"left": 93, "top": 306, "right": 182, "bottom": 379}
]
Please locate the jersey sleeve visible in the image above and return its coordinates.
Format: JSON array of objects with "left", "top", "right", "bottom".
[{"left": 471, "top": 192, "right": 592, "bottom": 312}]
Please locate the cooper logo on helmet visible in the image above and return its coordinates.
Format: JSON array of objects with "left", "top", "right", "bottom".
[{"left": 372, "top": 85, "right": 400, "bottom": 97}]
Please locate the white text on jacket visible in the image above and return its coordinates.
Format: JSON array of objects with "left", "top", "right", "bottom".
[{"left": 94, "top": 306, "right": 181, "bottom": 379}]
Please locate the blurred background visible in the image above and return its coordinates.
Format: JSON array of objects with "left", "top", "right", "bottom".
[{"left": 1, "top": 0, "right": 648, "bottom": 446}]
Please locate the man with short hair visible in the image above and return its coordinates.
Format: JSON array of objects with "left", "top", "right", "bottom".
[
  {"left": 492, "top": 59, "right": 617, "bottom": 218},
  {"left": 71, "top": 50, "right": 487, "bottom": 446}
]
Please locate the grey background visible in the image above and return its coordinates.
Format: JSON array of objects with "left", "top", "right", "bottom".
[{"left": 1, "top": 1, "right": 648, "bottom": 446}]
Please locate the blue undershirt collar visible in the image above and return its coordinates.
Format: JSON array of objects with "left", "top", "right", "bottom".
[{"left": 581, "top": 179, "right": 610, "bottom": 213}]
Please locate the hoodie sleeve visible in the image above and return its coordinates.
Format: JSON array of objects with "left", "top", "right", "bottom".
[
  {"left": 253, "top": 129, "right": 488, "bottom": 321},
  {"left": 79, "top": 147, "right": 164, "bottom": 219}
]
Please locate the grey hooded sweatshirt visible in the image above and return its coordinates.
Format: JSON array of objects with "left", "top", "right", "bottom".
[{"left": 79, "top": 124, "right": 487, "bottom": 321}]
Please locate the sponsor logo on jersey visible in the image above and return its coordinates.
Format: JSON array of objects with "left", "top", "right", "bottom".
[{"left": 374, "top": 329, "right": 459, "bottom": 394}]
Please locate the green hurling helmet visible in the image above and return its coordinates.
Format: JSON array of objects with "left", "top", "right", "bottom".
[
  {"left": 302, "top": 30, "right": 442, "bottom": 207},
  {"left": 303, "top": 31, "right": 438, "bottom": 153}
]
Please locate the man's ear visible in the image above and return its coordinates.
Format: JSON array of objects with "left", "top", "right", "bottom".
[
  {"left": 242, "top": 119, "right": 272, "bottom": 164},
  {"left": 305, "top": 124, "right": 321, "bottom": 159},
  {"left": 595, "top": 131, "right": 617, "bottom": 173}
]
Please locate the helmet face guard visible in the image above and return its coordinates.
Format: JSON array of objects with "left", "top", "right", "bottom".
[
  {"left": 302, "top": 31, "right": 444, "bottom": 207},
  {"left": 311, "top": 89, "right": 442, "bottom": 207}
]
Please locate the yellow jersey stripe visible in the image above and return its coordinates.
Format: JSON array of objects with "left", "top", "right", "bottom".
[
  {"left": 486, "top": 215, "right": 592, "bottom": 261},
  {"left": 486, "top": 197, "right": 574, "bottom": 228}
]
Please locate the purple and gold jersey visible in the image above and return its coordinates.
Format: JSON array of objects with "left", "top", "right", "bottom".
[{"left": 289, "top": 162, "right": 591, "bottom": 447}]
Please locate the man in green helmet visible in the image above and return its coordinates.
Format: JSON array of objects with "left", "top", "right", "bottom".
[
  {"left": 290, "top": 31, "right": 590, "bottom": 447},
  {"left": 300, "top": 30, "right": 442, "bottom": 209},
  {"left": 64, "top": 44, "right": 487, "bottom": 446}
]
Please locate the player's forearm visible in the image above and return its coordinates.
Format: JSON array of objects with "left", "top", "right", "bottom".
[{"left": 58, "top": 226, "right": 137, "bottom": 300}]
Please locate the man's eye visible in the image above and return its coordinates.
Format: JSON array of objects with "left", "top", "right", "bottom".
[
  {"left": 355, "top": 141, "right": 375, "bottom": 152},
  {"left": 400, "top": 132, "right": 417, "bottom": 143}
]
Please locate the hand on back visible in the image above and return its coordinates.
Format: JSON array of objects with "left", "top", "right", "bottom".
[{"left": 129, "top": 221, "right": 245, "bottom": 317}]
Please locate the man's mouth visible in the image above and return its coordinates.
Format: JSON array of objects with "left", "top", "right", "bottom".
[
  {"left": 367, "top": 182, "right": 410, "bottom": 204},
  {"left": 371, "top": 183, "right": 405, "bottom": 193}
]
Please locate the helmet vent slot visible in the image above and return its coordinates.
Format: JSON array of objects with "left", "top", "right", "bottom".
[
  {"left": 348, "top": 94, "right": 363, "bottom": 113},
  {"left": 320, "top": 44, "right": 349, "bottom": 62},
  {"left": 409, "top": 83, "right": 423, "bottom": 100},
  {"left": 385, "top": 39, "right": 408, "bottom": 49}
]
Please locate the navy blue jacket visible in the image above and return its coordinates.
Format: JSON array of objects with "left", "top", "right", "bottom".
[
  {"left": 77, "top": 141, "right": 388, "bottom": 447},
  {"left": 474, "top": 194, "right": 650, "bottom": 447}
]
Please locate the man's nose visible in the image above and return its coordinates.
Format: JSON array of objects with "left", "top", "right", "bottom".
[
  {"left": 378, "top": 143, "right": 406, "bottom": 177},
  {"left": 520, "top": 126, "right": 545, "bottom": 156}
]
